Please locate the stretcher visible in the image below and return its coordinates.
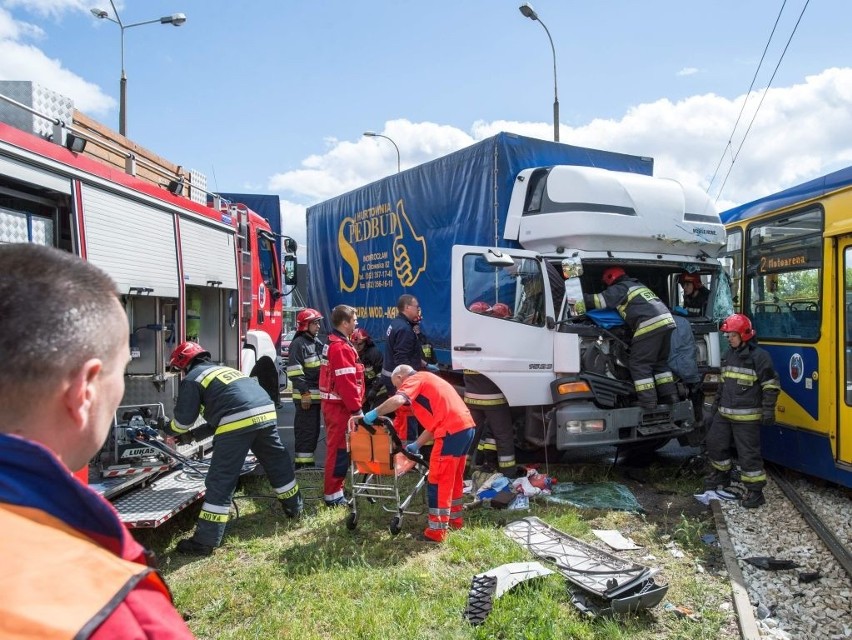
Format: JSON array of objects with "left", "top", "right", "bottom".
[{"left": 345, "top": 416, "right": 428, "bottom": 534}]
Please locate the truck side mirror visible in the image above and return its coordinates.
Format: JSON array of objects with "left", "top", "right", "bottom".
[{"left": 283, "top": 255, "right": 297, "bottom": 286}]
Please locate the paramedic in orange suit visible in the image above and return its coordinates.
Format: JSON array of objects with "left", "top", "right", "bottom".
[{"left": 363, "top": 365, "right": 475, "bottom": 542}]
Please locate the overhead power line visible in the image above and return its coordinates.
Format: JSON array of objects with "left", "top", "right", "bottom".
[{"left": 706, "top": 0, "right": 789, "bottom": 196}]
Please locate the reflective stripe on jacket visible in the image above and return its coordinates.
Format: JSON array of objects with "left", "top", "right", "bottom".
[
  {"left": 286, "top": 332, "right": 324, "bottom": 401},
  {"left": 718, "top": 342, "right": 780, "bottom": 421},
  {"left": 319, "top": 331, "right": 365, "bottom": 414},
  {"left": 171, "top": 361, "right": 276, "bottom": 436},
  {"left": 588, "top": 277, "right": 675, "bottom": 340}
]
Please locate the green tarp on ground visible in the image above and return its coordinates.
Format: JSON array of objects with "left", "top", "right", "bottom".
[{"left": 544, "top": 482, "right": 643, "bottom": 512}]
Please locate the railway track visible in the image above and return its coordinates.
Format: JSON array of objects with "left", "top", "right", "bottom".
[
  {"left": 718, "top": 467, "right": 852, "bottom": 640},
  {"left": 767, "top": 465, "right": 852, "bottom": 581}
]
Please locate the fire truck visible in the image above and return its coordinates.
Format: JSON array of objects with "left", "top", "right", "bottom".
[{"left": 0, "top": 82, "right": 297, "bottom": 527}]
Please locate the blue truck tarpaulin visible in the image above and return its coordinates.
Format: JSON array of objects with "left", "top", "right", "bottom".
[{"left": 306, "top": 132, "right": 653, "bottom": 362}]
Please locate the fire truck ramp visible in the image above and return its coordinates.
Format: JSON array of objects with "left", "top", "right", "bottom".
[
  {"left": 503, "top": 516, "right": 668, "bottom": 616},
  {"left": 110, "top": 468, "right": 208, "bottom": 529}
]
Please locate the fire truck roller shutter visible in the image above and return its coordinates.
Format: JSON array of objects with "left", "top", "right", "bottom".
[
  {"left": 80, "top": 184, "right": 180, "bottom": 298},
  {"left": 0, "top": 154, "right": 72, "bottom": 195},
  {"left": 179, "top": 217, "right": 239, "bottom": 290}
]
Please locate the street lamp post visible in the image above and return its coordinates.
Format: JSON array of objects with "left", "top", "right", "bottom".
[
  {"left": 91, "top": 1, "right": 186, "bottom": 137},
  {"left": 519, "top": 3, "right": 559, "bottom": 142},
  {"left": 363, "top": 131, "right": 401, "bottom": 173}
]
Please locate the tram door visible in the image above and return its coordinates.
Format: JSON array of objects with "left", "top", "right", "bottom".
[{"left": 838, "top": 239, "right": 852, "bottom": 466}]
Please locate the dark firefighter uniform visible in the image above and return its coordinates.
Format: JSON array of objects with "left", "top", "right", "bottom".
[
  {"left": 382, "top": 313, "right": 422, "bottom": 392},
  {"left": 319, "top": 330, "right": 365, "bottom": 504},
  {"left": 414, "top": 322, "right": 436, "bottom": 366},
  {"left": 170, "top": 362, "right": 301, "bottom": 548},
  {"left": 358, "top": 340, "right": 386, "bottom": 411},
  {"left": 683, "top": 286, "right": 711, "bottom": 317},
  {"left": 287, "top": 331, "right": 324, "bottom": 466},
  {"left": 463, "top": 369, "right": 516, "bottom": 472},
  {"left": 706, "top": 342, "right": 780, "bottom": 491},
  {"left": 586, "top": 277, "right": 677, "bottom": 409}
]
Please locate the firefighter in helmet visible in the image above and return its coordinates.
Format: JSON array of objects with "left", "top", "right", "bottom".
[
  {"left": 167, "top": 341, "right": 302, "bottom": 555},
  {"left": 351, "top": 327, "right": 386, "bottom": 411},
  {"left": 287, "top": 308, "right": 325, "bottom": 468},
  {"left": 584, "top": 267, "right": 678, "bottom": 409},
  {"left": 704, "top": 314, "right": 779, "bottom": 508},
  {"left": 676, "top": 273, "right": 711, "bottom": 317}
]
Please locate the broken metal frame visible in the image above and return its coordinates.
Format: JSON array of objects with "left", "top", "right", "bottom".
[{"left": 503, "top": 516, "right": 668, "bottom": 616}]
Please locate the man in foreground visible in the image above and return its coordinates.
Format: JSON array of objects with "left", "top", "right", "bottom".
[
  {"left": 364, "top": 365, "right": 475, "bottom": 542},
  {"left": 0, "top": 243, "right": 194, "bottom": 638}
]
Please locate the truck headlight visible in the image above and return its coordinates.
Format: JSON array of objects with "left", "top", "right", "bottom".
[{"left": 563, "top": 419, "right": 605, "bottom": 434}]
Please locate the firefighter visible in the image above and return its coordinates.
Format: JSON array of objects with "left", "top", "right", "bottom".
[
  {"left": 364, "top": 365, "right": 476, "bottom": 542},
  {"left": 168, "top": 341, "right": 302, "bottom": 555},
  {"left": 351, "top": 327, "right": 386, "bottom": 410},
  {"left": 704, "top": 314, "right": 780, "bottom": 508},
  {"left": 464, "top": 369, "right": 516, "bottom": 473},
  {"left": 287, "top": 308, "right": 325, "bottom": 468},
  {"left": 676, "top": 273, "right": 711, "bottom": 317},
  {"left": 382, "top": 294, "right": 429, "bottom": 439},
  {"left": 382, "top": 294, "right": 425, "bottom": 388},
  {"left": 583, "top": 267, "right": 678, "bottom": 409},
  {"left": 318, "top": 305, "right": 365, "bottom": 506},
  {"left": 0, "top": 244, "right": 194, "bottom": 638}
]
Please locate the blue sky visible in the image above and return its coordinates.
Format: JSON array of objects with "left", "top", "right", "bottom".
[{"left": 2, "top": 0, "right": 851, "bottom": 251}]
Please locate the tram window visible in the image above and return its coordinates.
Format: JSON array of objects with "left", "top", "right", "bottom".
[{"left": 745, "top": 208, "right": 823, "bottom": 341}]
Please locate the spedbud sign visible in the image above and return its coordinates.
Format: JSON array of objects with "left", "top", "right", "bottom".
[{"left": 338, "top": 198, "right": 427, "bottom": 292}]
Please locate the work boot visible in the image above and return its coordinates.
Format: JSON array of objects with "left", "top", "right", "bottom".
[
  {"left": 281, "top": 492, "right": 304, "bottom": 519},
  {"left": 703, "top": 469, "right": 731, "bottom": 491},
  {"left": 324, "top": 496, "right": 349, "bottom": 508},
  {"left": 175, "top": 538, "right": 215, "bottom": 557},
  {"left": 741, "top": 490, "right": 766, "bottom": 509}
]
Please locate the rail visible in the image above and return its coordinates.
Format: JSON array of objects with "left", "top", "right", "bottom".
[{"left": 767, "top": 464, "right": 852, "bottom": 580}]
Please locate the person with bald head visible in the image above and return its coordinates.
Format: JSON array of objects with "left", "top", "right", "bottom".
[
  {"left": 363, "top": 365, "right": 475, "bottom": 542},
  {"left": 0, "top": 243, "right": 193, "bottom": 639}
]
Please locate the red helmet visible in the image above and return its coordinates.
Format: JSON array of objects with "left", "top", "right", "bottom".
[
  {"left": 169, "top": 341, "right": 210, "bottom": 370},
  {"left": 350, "top": 327, "right": 369, "bottom": 345},
  {"left": 720, "top": 313, "right": 755, "bottom": 341},
  {"left": 679, "top": 273, "right": 702, "bottom": 287},
  {"left": 490, "top": 302, "right": 511, "bottom": 318},
  {"left": 602, "top": 267, "right": 626, "bottom": 286},
  {"left": 296, "top": 308, "right": 323, "bottom": 332},
  {"left": 468, "top": 301, "right": 491, "bottom": 313}
]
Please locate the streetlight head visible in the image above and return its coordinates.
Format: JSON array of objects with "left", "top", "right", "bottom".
[
  {"left": 90, "top": 8, "right": 109, "bottom": 19},
  {"left": 363, "top": 131, "right": 377, "bottom": 137},
  {"left": 519, "top": 3, "right": 538, "bottom": 20},
  {"left": 161, "top": 13, "right": 187, "bottom": 26}
]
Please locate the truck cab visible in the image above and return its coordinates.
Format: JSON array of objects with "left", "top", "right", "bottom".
[{"left": 452, "top": 165, "right": 729, "bottom": 450}]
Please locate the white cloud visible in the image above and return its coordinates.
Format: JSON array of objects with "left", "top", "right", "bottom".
[
  {"left": 0, "top": 6, "right": 115, "bottom": 114},
  {"left": 2, "top": 1, "right": 91, "bottom": 19},
  {"left": 677, "top": 67, "right": 699, "bottom": 77}
]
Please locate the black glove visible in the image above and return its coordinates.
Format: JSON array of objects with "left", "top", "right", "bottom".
[{"left": 176, "top": 431, "right": 195, "bottom": 446}]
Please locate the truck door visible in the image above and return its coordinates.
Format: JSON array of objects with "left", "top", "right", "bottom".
[{"left": 451, "top": 245, "right": 555, "bottom": 406}]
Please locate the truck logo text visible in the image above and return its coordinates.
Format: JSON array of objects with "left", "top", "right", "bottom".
[{"left": 337, "top": 198, "right": 427, "bottom": 292}]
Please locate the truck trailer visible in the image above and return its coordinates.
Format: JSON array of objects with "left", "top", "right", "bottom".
[
  {"left": 0, "top": 82, "right": 298, "bottom": 527},
  {"left": 307, "top": 132, "right": 729, "bottom": 452}
]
